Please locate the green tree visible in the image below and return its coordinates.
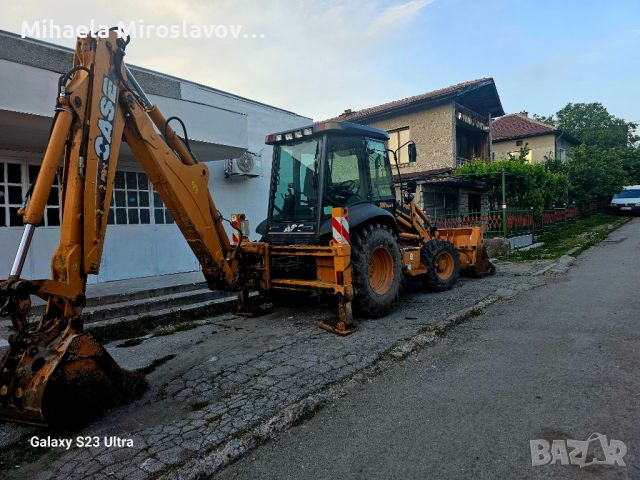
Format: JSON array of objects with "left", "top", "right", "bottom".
[
  {"left": 555, "top": 103, "right": 637, "bottom": 148},
  {"left": 456, "top": 158, "right": 569, "bottom": 217},
  {"left": 532, "top": 113, "right": 555, "bottom": 126},
  {"left": 616, "top": 147, "right": 640, "bottom": 184},
  {"left": 506, "top": 145, "right": 531, "bottom": 163},
  {"left": 565, "top": 145, "right": 627, "bottom": 202}
]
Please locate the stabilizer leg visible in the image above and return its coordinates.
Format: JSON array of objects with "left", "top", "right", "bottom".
[
  {"left": 319, "top": 296, "right": 356, "bottom": 336},
  {"left": 235, "top": 288, "right": 273, "bottom": 317}
]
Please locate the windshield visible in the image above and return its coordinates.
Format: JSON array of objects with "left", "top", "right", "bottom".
[
  {"left": 613, "top": 189, "right": 640, "bottom": 199},
  {"left": 270, "top": 139, "right": 320, "bottom": 221}
]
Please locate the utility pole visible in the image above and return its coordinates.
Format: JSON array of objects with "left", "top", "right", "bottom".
[{"left": 501, "top": 168, "right": 507, "bottom": 237}]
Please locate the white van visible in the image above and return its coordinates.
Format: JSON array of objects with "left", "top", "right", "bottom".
[{"left": 610, "top": 185, "right": 640, "bottom": 213}]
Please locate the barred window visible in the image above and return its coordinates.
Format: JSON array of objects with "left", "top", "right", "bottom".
[
  {"left": 28, "top": 165, "right": 61, "bottom": 226},
  {"left": 0, "top": 161, "right": 61, "bottom": 227},
  {"left": 153, "top": 190, "right": 175, "bottom": 225},
  {"left": 108, "top": 171, "right": 151, "bottom": 225},
  {"left": 107, "top": 170, "right": 174, "bottom": 225}
]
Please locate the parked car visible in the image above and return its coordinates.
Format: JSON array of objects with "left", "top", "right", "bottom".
[{"left": 610, "top": 185, "right": 640, "bottom": 214}]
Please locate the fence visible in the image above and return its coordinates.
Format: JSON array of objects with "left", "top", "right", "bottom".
[{"left": 431, "top": 200, "right": 608, "bottom": 238}]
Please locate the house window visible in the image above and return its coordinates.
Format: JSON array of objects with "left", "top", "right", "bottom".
[
  {"left": 387, "top": 127, "right": 410, "bottom": 164},
  {"left": 0, "top": 161, "right": 61, "bottom": 227},
  {"left": 468, "top": 193, "right": 481, "bottom": 213},
  {"left": 557, "top": 148, "right": 566, "bottom": 161},
  {"left": 509, "top": 149, "right": 532, "bottom": 163},
  {"left": 516, "top": 140, "right": 523, "bottom": 146},
  {"left": 422, "top": 190, "right": 459, "bottom": 217},
  {"left": 0, "top": 161, "right": 23, "bottom": 227}
]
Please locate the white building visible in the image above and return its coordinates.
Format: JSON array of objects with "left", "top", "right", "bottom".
[{"left": 0, "top": 30, "right": 311, "bottom": 283}]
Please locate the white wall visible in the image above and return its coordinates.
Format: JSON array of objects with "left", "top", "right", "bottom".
[
  {"left": 0, "top": 60, "right": 59, "bottom": 116},
  {"left": 0, "top": 64, "right": 311, "bottom": 284},
  {"left": 180, "top": 82, "right": 311, "bottom": 242}
]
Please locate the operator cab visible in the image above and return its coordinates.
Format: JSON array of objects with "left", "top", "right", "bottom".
[{"left": 259, "top": 121, "right": 397, "bottom": 245}]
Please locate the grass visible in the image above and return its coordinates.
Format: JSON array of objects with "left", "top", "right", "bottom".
[
  {"left": 135, "top": 354, "right": 177, "bottom": 375},
  {"left": 116, "top": 338, "right": 145, "bottom": 348},
  {"left": 206, "top": 414, "right": 222, "bottom": 424},
  {"left": 89, "top": 300, "right": 236, "bottom": 344},
  {"left": 152, "top": 322, "right": 200, "bottom": 337},
  {"left": 499, "top": 213, "right": 631, "bottom": 262}
]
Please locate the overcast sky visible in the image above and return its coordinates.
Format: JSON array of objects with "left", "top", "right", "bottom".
[{"left": 1, "top": 0, "right": 638, "bottom": 123}]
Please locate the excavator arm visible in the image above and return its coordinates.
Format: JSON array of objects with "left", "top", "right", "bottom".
[{"left": 0, "top": 31, "right": 243, "bottom": 427}]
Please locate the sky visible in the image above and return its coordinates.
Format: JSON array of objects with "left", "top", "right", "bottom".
[{"left": 1, "top": 0, "right": 639, "bottom": 123}]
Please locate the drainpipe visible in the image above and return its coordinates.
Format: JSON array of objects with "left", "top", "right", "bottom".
[
  {"left": 488, "top": 113, "right": 492, "bottom": 162},
  {"left": 501, "top": 167, "right": 507, "bottom": 237}
]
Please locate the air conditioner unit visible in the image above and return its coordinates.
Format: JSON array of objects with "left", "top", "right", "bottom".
[{"left": 224, "top": 150, "right": 261, "bottom": 178}]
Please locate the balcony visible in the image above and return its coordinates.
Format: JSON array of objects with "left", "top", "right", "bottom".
[{"left": 455, "top": 103, "right": 490, "bottom": 131}]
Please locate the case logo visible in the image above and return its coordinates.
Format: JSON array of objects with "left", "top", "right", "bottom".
[{"left": 94, "top": 75, "right": 117, "bottom": 164}]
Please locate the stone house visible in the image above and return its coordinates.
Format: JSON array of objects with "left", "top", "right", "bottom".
[
  {"left": 491, "top": 113, "right": 579, "bottom": 163},
  {"left": 332, "top": 78, "right": 504, "bottom": 217}
]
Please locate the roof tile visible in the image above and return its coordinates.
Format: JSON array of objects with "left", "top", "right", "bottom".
[
  {"left": 333, "top": 78, "right": 496, "bottom": 121},
  {"left": 491, "top": 113, "right": 556, "bottom": 141}
]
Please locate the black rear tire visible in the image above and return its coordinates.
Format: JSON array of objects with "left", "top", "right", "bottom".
[
  {"left": 421, "top": 239, "right": 460, "bottom": 291},
  {"left": 351, "top": 224, "right": 402, "bottom": 318}
]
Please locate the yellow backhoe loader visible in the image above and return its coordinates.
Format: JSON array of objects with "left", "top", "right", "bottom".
[{"left": 0, "top": 30, "right": 492, "bottom": 428}]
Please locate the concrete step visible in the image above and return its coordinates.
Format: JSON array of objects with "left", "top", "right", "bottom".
[
  {"left": 28, "top": 280, "right": 208, "bottom": 317},
  {"left": 82, "top": 287, "right": 232, "bottom": 324},
  {"left": 86, "top": 294, "right": 243, "bottom": 331},
  {"left": 1, "top": 287, "right": 241, "bottom": 343}
]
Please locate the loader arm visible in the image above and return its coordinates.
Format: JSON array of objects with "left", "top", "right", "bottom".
[
  {"left": 396, "top": 198, "right": 493, "bottom": 277},
  {"left": 0, "top": 31, "right": 241, "bottom": 427}
]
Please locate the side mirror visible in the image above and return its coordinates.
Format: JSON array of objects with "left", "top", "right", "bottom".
[
  {"left": 408, "top": 143, "right": 417, "bottom": 163},
  {"left": 407, "top": 180, "right": 417, "bottom": 193}
]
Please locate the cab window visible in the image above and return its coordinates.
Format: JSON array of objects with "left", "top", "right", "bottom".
[
  {"left": 323, "top": 136, "right": 366, "bottom": 212},
  {"left": 367, "top": 139, "right": 395, "bottom": 201},
  {"left": 271, "top": 139, "right": 319, "bottom": 221}
]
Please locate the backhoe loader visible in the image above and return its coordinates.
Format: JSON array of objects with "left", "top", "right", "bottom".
[{"left": 0, "top": 30, "right": 491, "bottom": 428}]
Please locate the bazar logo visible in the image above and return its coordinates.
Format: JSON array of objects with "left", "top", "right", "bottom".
[{"left": 530, "top": 433, "right": 627, "bottom": 467}]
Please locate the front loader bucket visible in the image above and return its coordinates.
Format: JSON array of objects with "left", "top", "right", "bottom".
[
  {"left": 0, "top": 331, "right": 146, "bottom": 429},
  {"left": 437, "top": 227, "right": 495, "bottom": 277},
  {"left": 467, "top": 240, "right": 495, "bottom": 277}
]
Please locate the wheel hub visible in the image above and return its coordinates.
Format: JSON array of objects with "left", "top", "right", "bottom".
[
  {"left": 368, "top": 247, "right": 394, "bottom": 295},
  {"left": 435, "top": 251, "right": 454, "bottom": 280}
]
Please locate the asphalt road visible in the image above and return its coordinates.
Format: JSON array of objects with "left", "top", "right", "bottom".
[{"left": 217, "top": 218, "right": 640, "bottom": 480}]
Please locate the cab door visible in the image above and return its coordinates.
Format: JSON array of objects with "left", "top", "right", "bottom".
[{"left": 366, "top": 138, "right": 396, "bottom": 213}]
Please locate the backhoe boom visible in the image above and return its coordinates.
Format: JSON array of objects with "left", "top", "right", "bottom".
[{"left": 0, "top": 31, "right": 244, "bottom": 427}]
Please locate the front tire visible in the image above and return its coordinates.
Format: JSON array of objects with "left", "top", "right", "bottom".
[
  {"left": 421, "top": 239, "right": 460, "bottom": 291},
  {"left": 351, "top": 224, "right": 402, "bottom": 317}
]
